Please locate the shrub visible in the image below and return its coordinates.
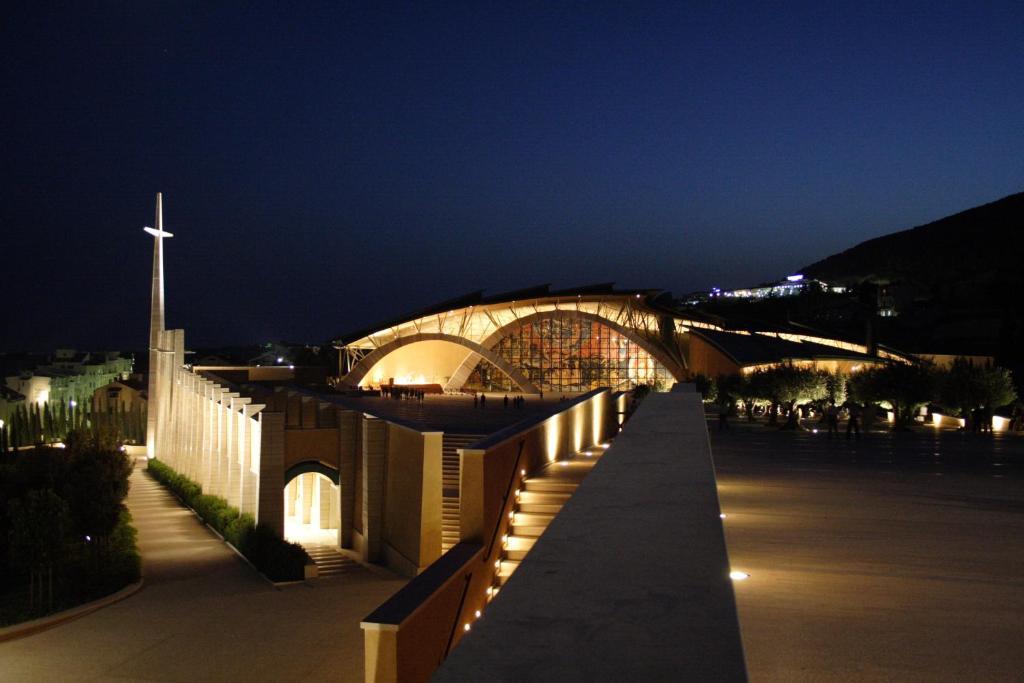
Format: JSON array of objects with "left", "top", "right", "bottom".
[
  {"left": 240, "top": 523, "right": 311, "bottom": 582},
  {"left": 147, "top": 459, "right": 310, "bottom": 581}
]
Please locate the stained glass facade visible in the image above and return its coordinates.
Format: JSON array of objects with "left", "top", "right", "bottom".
[{"left": 464, "top": 317, "right": 672, "bottom": 392}]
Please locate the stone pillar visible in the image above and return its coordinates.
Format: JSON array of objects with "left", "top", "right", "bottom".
[
  {"left": 257, "top": 411, "right": 285, "bottom": 536},
  {"left": 420, "top": 431, "right": 443, "bottom": 566},
  {"left": 301, "top": 473, "right": 313, "bottom": 524},
  {"left": 336, "top": 408, "right": 359, "bottom": 548},
  {"left": 318, "top": 476, "right": 332, "bottom": 529},
  {"left": 240, "top": 404, "right": 263, "bottom": 517},
  {"left": 228, "top": 397, "right": 251, "bottom": 509},
  {"left": 214, "top": 392, "right": 238, "bottom": 498},
  {"left": 361, "top": 417, "right": 387, "bottom": 563},
  {"left": 459, "top": 448, "right": 487, "bottom": 544}
]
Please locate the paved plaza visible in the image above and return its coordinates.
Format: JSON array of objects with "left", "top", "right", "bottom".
[
  {"left": 713, "top": 423, "right": 1024, "bottom": 682},
  {"left": 0, "top": 460, "right": 405, "bottom": 682}
]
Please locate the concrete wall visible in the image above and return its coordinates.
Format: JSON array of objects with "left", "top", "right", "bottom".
[
  {"left": 382, "top": 425, "right": 443, "bottom": 575},
  {"left": 283, "top": 428, "right": 339, "bottom": 471},
  {"left": 361, "top": 390, "right": 617, "bottom": 683}
]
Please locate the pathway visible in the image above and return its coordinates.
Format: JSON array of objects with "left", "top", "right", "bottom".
[{"left": 0, "top": 459, "right": 405, "bottom": 682}]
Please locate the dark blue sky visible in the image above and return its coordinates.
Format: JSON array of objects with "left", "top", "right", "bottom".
[{"left": 4, "top": 2, "right": 1023, "bottom": 351}]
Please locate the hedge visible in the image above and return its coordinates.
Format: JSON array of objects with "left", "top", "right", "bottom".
[{"left": 147, "top": 459, "right": 310, "bottom": 581}]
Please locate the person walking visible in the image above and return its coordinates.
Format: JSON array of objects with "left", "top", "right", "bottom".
[
  {"left": 826, "top": 401, "right": 840, "bottom": 438},
  {"left": 845, "top": 401, "right": 861, "bottom": 440},
  {"left": 718, "top": 397, "right": 730, "bottom": 431},
  {"left": 503, "top": 394, "right": 509, "bottom": 408}
]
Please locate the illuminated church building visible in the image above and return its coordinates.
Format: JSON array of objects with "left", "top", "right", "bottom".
[{"left": 141, "top": 195, "right": 903, "bottom": 681}]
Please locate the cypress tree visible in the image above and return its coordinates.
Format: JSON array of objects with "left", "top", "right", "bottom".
[
  {"left": 43, "top": 402, "right": 53, "bottom": 442},
  {"left": 30, "top": 402, "right": 40, "bottom": 443}
]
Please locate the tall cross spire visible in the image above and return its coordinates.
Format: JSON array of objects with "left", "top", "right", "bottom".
[
  {"left": 145, "top": 192, "right": 173, "bottom": 348},
  {"left": 145, "top": 193, "right": 173, "bottom": 458}
]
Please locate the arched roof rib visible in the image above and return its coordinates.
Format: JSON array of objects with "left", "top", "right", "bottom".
[
  {"left": 339, "top": 332, "right": 541, "bottom": 393},
  {"left": 332, "top": 283, "right": 670, "bottom": 347}
]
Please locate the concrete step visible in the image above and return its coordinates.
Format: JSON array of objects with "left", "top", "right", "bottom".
[
  {"left": 512, "top": 511, "right": 555, "bottom": 527},
  {"left": 497, "top": 559, "right": 520, "bottom": 578},
  {"left": 522, "top": 479, "right": 577, "bottom": 493},
  {"left": 517, "top": 490, "right": 571, "bottom": 504},
  {"left": 510, "top": 524, "right": 549, "bottom": 538},
  {"left": 516, "top": 501, "right": 564, "bottom": 514},
  {"left": 504, "top": 535, "right": 536, "bottom": 552}
]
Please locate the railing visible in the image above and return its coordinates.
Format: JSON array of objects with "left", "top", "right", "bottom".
[{"left": 360, "top": 388, "right": 620, "bottom": 683}]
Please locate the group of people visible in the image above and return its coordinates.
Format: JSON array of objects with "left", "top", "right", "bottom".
[
  {"left": 380, "top": 385, "right": 427, "bottom": 402},
  {"left": 823, "top": 401, "right": 863, "bottom": 439},
  {"left": 472, "top": 393, "right": 529, "bottom": 408}
]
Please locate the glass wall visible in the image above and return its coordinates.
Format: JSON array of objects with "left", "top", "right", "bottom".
[{"left": 464, "top": 317, "right": 672, "bottom": 393}]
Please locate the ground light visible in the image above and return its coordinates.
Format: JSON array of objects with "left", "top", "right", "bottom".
[{"left": 730, "top": 571, "right": 749, "bottom": 581}]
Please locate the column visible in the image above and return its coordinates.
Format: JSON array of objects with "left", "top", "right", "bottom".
[
  {"left": 361, "top": 417, "right": 387, "bottom": 562},
  {"left": 256, "top": 411, "right": 285, "bottom": 536},
  {"left": 239, "top": 403, "right": 263, "bottom": 516},
  {"left": 336, "top": 408, "right": 359, "bottom": 548}
]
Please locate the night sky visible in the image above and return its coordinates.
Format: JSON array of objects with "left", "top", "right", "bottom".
[{"left": 4, "top": 2, "right": 1023, "bottom": 352}]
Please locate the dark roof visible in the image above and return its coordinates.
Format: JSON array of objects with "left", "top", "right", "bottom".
[
  {"left": 691, "top": 328, "right": 876, "bottom": 367},
  {"left": 333, "top": 283, "right": 667, "bottom": 346},
  {"left": 1, "top": 385, "right": 25, "bottom": 401},
  {"left": 118, "top": 376, "right": 147, "bottom": 391}
]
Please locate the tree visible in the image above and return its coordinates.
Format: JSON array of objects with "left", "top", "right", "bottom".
[
  {"left": 7, "top": 489, "right": 70, "bottom": 610},
  {"left": 763, "top": 364, "right": 827, "bottom": 429},
  {"left": 62, "top": 429, "right": 132, "bottom": 546},
  {"left": 729, "top": 373, "right": 762, "bottom": 421},
  {"left": 848, "top": 362, "right": 937, "bottom": 428},
  {"left": 690, "top": 374, "right": 716, "bottom": 402},
  {"left": 940, "top": 357, "right": 1017, "bottom": 415},
  {"left": 824, "top": 370, "right": 846, "bottom": 406}
]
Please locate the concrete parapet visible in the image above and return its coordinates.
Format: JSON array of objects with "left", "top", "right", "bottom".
[{"left": 435, "top": 391, "right": 748, "bottom": 681}]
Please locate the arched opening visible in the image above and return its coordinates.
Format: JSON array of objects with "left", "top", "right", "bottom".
[{"left": 283, "top": 469, "right": 340, "bottom": 546}]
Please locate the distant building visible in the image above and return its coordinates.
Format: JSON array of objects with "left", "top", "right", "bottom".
[
  {"left": 4, "top": 350, "right": 133, "bottom": 409},
  {"left": 92, "top": 375, "right": 148, "bottom": 413},
  {"left": 702, "top": 274, "right": 847, "bottom": 302}
]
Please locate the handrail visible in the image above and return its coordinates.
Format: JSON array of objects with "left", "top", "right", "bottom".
[
  {"left": 484, "top": 440, "right": 525, "bottom": 560},
  {"left": 361, "top": 542, "right": 482, "bottom": 626},
  {"left": 442, "top": 573, "right": 473, "bottom": 659}
]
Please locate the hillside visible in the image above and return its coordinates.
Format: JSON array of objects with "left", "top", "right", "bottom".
[{"left": 802, "top": 192, "right": 1024, "bottom": 305}]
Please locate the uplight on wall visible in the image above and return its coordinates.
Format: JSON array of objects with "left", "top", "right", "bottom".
[{"left": 729, "top": 571, "right": 749, "bottom": 581}]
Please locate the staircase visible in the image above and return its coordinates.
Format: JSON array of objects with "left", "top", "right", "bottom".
[
  {"left": 489, "top": 453, "right": 603, "bottom": 599},
  {"left": 303, "top": 542, "right": 363, "bottom": 579},
  {"left": 442, "top": 433, "right": 480, "bottom": 552}
]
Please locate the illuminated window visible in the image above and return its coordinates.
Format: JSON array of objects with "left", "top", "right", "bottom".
[{"left": 465, "top": 317, "right": 671, "bottom": 392}]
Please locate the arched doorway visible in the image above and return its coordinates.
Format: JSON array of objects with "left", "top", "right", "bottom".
[{"left": 283, "top": 467, "right": 340, "bottom": 546}]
